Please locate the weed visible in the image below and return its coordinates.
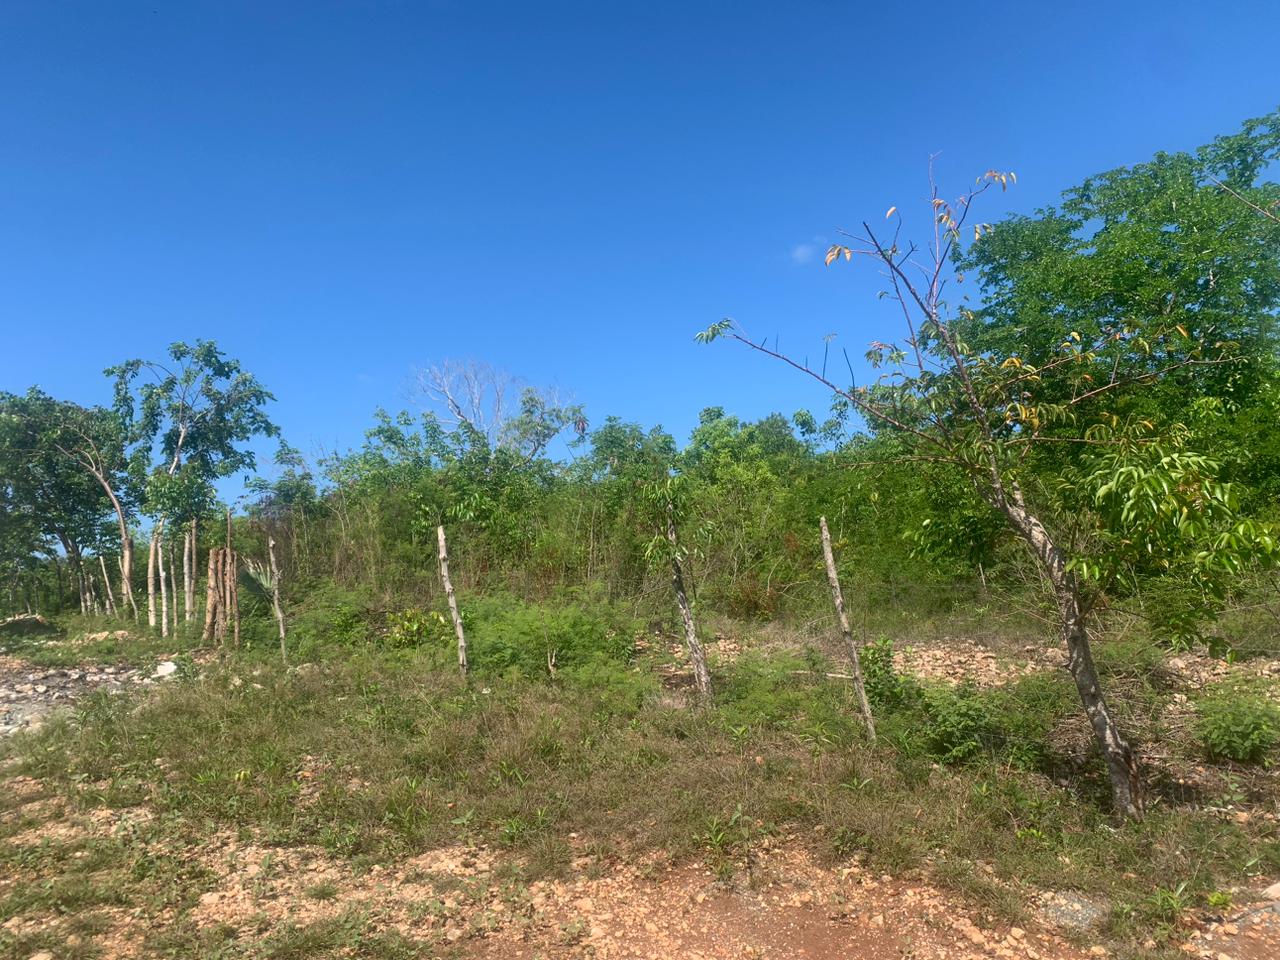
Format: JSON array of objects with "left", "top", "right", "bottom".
[{"left": 1197, "top": 695, "right": 1280, "bottom": 762}]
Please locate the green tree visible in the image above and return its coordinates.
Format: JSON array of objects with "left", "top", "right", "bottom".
[
  {"left": 0, "top": 389, "right": 129, "bottom": 613},
  {"left": 701, "top": 112, "right": 1280, "bottom": 818},
  {"left": 108, "top": 341, "right": 277, "bottom": 628}
]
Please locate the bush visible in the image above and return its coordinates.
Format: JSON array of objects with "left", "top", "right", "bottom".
[
  {"left": 860, "top": 637, "right": 920, "bottom": 708},
  {"left": 923, "top": 685, "right": 998, "bottom": 763},
  {"left": 717, "top": 650, "right": 867, "bottom": 745},
  {"left": 289, "top": 582, "right": 375, "bottom": 654},
  {"left": 384, "top": 607, "right": 450, "bottom": 648},
  {"left": 464, "top": 592, "right": 637, "bottom": 678},
  {"left": 883, "top": 672, "right": 1072, "bottom": 769},
  {"left": 1197, "top": 696, "right": 1280, "bottom": 763}
]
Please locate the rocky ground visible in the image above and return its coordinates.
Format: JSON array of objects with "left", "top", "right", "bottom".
[{"left": 0, "top": 650, "right": 178, "bottom": 737}]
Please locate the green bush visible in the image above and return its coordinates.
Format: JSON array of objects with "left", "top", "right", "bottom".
[
  {"left": 284, "top": 582, "right": 375, "bottom": 655},
  {"left": 1197, "top": 696, "right": 1280, "bottom": 763},
  {"left": 717, "top": 651, "right": 865, "bottom": 745},
  {"left": 860, "top": 637, "right": 920, "bottom": 708},
  {"left": 883, "top": 672, "right": 1072, "bottom": 769},
  {"left": 923, "top": 685, "right": 998, "bottom": 763},
  {"left": 384, "top": 607, "right": 449, "bottom": 648},
  {"left": 464, "top": 591, "right": 636, "bottom": 678}
]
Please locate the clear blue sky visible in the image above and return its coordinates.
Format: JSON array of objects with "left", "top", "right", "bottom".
[{"left": 2, "top": 0, "right": 1276, "bottom": 485}]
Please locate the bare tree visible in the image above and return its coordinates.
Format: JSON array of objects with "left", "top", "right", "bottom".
[
  {"left": 412, "top": 359, "right": 586, "bottom": 461},
  {"left": 666, "top": 504, "right": 711, "bottom": 698},
  {"left": 98, "top": 554, "right": 116, "bottom": 616},
  {"left": 414, "top": 360, "right": 514, "bottom": 447}
]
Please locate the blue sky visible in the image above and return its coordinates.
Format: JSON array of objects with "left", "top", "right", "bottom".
[{"left": 2, "top": 0, "right": 1277, "bottom": 487}]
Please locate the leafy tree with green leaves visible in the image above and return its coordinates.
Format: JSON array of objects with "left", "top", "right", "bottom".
[
  {"left": 701, "top": 112, "right": 1280, "bottom": 818},
  {"left": 108, "top": 340, "right": 277, "bottom": 627},
  {"left": 0, "top": 388, "right": 130, "bottom": 614}
]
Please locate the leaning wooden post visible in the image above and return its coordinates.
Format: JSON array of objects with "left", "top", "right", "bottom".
[
  {"left": 267, "top": 536, "right": 287, "bottom": 664},
  {"left": 819, "top": 516, "right": 876, "bottom": 742},
  {"left": 667, "top": 502, "right": 711, "bottom": 698},
  {"left": 436, "top": 524, "right": 468, "bottom": 675}
]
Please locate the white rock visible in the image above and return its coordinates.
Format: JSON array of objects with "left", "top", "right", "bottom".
[
  {"left": 153, "top": 661, "right": 178, "bottom": 679},
  {"left": 1264, "top": 880, "right": 1280, "bottom": 901}
]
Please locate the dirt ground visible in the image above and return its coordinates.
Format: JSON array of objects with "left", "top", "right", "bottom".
[{"left": 5, "top": 771, "right": 1280, "bottom": 960}]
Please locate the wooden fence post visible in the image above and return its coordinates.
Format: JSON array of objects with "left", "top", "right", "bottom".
[
  {"left": 436, "top": 525, "right": 468, "bottom": 675},
  {"left": 667, "top": 503, "right": 711, "bottom": 698},
  {"left": 820, "top": 516, "right": 876, "bottom": 742}
]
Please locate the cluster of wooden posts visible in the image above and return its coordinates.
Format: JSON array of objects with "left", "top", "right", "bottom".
[
  {"left": 201, "top": 541, "right": 241, "bottom": 646},
  {"left": 136, "top": 510, "right": 287, "bottom": 657}
]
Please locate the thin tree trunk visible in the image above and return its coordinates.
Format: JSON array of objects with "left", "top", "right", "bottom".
[
  {"left": 98, "top": 555, "right": 116, "bottom": 616},
  {"left": 157, "top": 524, "right": 169, "bottom": 639},
  {"left": 436, "top": 525, "right": 468, "bottom": 674},
  {"left": 666, "top": 506, "right": 711, "bottom": 698},
  {"left": 183, "top": 523, "right": 193, "bottom": 623},
  {"left": 1006, "top": 499, "right": 1143, "bottom": 819},
  {"left": 231, "top": 552, "right": 240, "bottom": 647},
  {"left": 93, "top": 475, "right": 137, "bottom": 619},
  {"left": 202, "top": 548, "right": 219, "bottom": 644},
  {"left": 50, "top": 554, "right": 64, "bottom": 611},
  {"left": 167, "top": 540, "right": 178, "bottom": 635},
  {"left": 147, "top": 532, "right": 158, "bottom": 629},
  {"left": 819, "top": 516, "right": 876, "bottom": 742},
  {"left": 62, "top": 538, "right": 86, "bottom": 615},
  {"left": 268, "top": 536, "right": 287, "bottom": 664},
  {"left": 225, "top": 512, "right": 238, "bottom": 647}
]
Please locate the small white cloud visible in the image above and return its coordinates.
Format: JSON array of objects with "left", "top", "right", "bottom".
[
  {"left": 790, "top": 243, "right": 816, "bottom": 265},
  {"left": 789, "top": 235, "right": 827, "bottom": 266}
]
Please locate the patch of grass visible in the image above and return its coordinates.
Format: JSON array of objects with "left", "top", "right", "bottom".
[{"left": 4, "top": 630, "right": 1277, "bottom": 957}]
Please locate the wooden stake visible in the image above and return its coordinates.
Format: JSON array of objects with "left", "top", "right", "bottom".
[
  {"left": 216, "top": 549, "right": 229, "bottom": 643},
  {"left": 436, "top": 525, "right": 468, "bottom": 674},
  {"left": 202, "top": 548, "right": 218, "bottom": 644},
  {"left": 157, "top": 522, "right": 169, "bottom": 639},
  {"left": 267, "top": 536, "right": 287, "bottom": 663},
  {"left": 225, "top": 510, "right": 240, "bottom": 647},
  {"left": 168, "top": 540, "right": 179, "bottom": 634},
  {"left": 667, "top": 503, "right": 711, "bottom": 698},
  {"left": 819, "top": 516, "right": 875, "bottom": 742},
  {"left": 183, "top": 521, "right": 194, "bottom": 622}
]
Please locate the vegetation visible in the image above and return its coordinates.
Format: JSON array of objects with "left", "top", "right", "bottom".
[{"left": 3, "top": 111, "right": 1280, "bottom": 957}]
